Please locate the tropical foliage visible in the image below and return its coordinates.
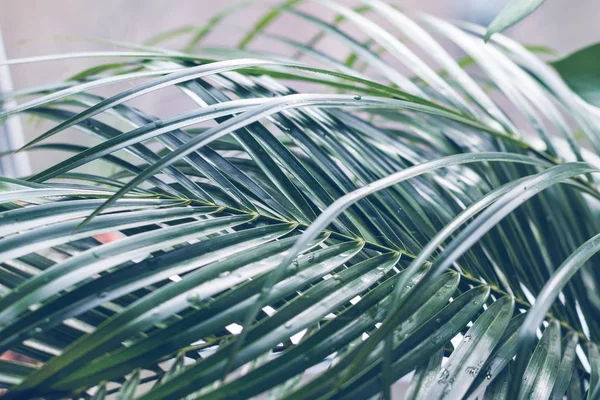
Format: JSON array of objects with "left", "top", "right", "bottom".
[{"left": 0, "top": 1, "right": 599, "bottom": 399}]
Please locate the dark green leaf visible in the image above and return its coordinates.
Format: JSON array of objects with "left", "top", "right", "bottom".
[{"left": 551, "top": 43, "right": 600, "bottom": 107}]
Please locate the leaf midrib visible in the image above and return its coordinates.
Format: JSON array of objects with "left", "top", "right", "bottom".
[{"left": 165, "top": 189, "right": 593, "bottom": 348}]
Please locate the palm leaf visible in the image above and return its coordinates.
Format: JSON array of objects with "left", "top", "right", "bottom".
[{"left": 0, "top": 1, "right": 599, "bottom": 399}]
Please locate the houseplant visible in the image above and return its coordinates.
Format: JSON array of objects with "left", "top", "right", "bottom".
[{"left": 1, "top": 0, "right": 599, "bottom": 398}]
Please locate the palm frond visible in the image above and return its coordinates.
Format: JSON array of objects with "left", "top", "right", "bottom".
[{"left": 0, "top": 1, "right": 599, "bottom": 399}]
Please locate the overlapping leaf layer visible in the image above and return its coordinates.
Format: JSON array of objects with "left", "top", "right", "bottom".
[{"left": 0, "top": 2, "right": 599, "bottom": 399}]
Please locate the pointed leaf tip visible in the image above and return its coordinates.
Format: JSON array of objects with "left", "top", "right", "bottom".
[{"left": 485, "top": 0, "right": 545, "bottom": 41}]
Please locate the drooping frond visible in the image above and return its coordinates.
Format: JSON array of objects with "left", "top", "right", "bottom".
[{"left": 0, "top": 2, "right": 599, "bottom": 399}]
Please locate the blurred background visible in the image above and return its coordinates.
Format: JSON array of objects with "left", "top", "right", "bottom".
[{"left": 0, "top": 0, "right": 599, "bottom": 174}]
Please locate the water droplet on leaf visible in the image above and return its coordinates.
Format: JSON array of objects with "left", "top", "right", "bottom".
[{"left": 187, "top": 292, "right": 201, "bottom": 304}]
